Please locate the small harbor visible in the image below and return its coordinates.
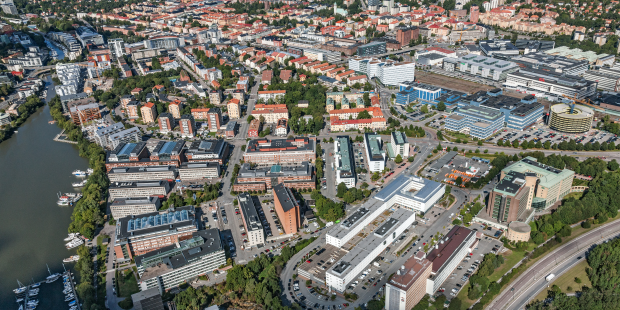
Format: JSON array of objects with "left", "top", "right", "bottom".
[{"left": 13, "top": 269, "right": 80, "bottom": 310}]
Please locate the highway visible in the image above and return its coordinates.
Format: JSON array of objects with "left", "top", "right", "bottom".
[{"left": 489, "top": 219, "right": 620, "bottom": 310}]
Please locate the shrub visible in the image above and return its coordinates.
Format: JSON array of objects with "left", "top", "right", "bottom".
[{"left": 582, "top": 220, "right": 591, "bottom": 228}]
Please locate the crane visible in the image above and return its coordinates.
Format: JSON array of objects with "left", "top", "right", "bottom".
[{"left": 561, "top": 94, "right": 599, "bottom": 110}]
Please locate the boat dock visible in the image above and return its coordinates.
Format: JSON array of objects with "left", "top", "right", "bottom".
[
  {"left": 14, "top": 270, "right": 81, "bottom": 310},
  {"left": 63, "top": 270, "right": 81, "bottom": 310},
  {"left": 53, "top": 130, "right": 78, "bottom": 144}
]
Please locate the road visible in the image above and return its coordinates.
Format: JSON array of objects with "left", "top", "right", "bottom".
[{"left": 489, "top": 219, "right": 620, "bottom": 310}]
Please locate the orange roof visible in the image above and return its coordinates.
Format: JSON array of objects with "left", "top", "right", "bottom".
[
  {"left": 331, "top": 118, "right": 386, "bottom": 125},
  {"left": 329, "top": 107, "right": 383, "bottom": 116},
  {"left": 258, "top": 90, "right": 286, "bottom": 94},
  {"left": 229, "top": 98, "right": 240, "bottom": 104},
  {"left": 144, "top": 102, "right": 155, "bottom": 108}
]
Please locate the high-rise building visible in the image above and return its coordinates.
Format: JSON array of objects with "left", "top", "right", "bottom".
[
  {"left": 273, "top": 183, "right": 301, "bottom": 234},
  {"left": 334, "top": 136, "right": 356, "bottom": 188},
  {"left": 141, "top": 102, "right": 157, "bottom": 123},
  {"left": 385, "top": 257, "right": 432, "bottom": 310},
  {"left": 179, "top": 114, "right": 196, "bottom": 137},
  {"left": 485, "top": 171, "right": 537, "bottom": 223},
  {"left": 168, "top": 100, "right": 182, "bottom": 118},
  {"left": 470, "top": 5, "right": 479, "bottom": 23},
  {"left": 390, "top": 131, "right": 409, "bottom": 159},
  {"left": 227, "top": 98, "right": 241, "bottom": 119},
  {"left": 158, "top": 113, "right": 175, "bottom": 133},
  {"left": 396, "top": 27, "right": 419, "bottom": 47},
  {"left": 238, "top": 193, "right": 265, "bottom": 247}
]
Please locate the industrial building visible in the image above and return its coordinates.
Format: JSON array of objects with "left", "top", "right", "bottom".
[
  {"left": 445, "top": 105, "right": 504, "bottom": 139},
  {"left": 238, "top": 193, "right": 265, "bottom": 247},
  {"left": 110, "top": 197, "right": 161, "bottom": 220},
  {"left": 363, "top": 133, "right": 386, "bottom": 172},
  {"left": 513, "top": 39, "right": 555, "bottom": 54},
  {"left": 233, "top": 162, "right": 315, "bottom": 192},
  {"left": 582, "top": 66, "right": 620, "bottom": 92},
  {"left": 505, "top": 69, "right": 597, "bottom": 101},
  {"left": 109, "top": 180, "right": 171, "bottom": 200},
  {"left": 243, "top": 137, "right": 316, "bottom": 166},
  {"left": 334, "top": 136, "right": 356, "bottom": 188},
  {"left": 114, "top": 206, "right": 198, "bottom": 262},
  {"left": 510, "top": 52, "right": 588, "bottom": 76},
  {"left": 479, "top": 39, "right": 519, "bottom": 57},
  {"left": 136, "top": 229, "right": 225, "bottom": 293},
  {"left": 443, "top": 54, "right": 519, "bottom": 81},
  {"left": 374, "top": 174, "right": 445, "bottom": 214},
  {"left": 108, "top": 166, "right": 177, "bottom": 182},
  {"left": 273, "top": 183, "right": 301, "bottom": 235},
  {"left": 548, "top": 103, "right": 594, "bottom": 133}
]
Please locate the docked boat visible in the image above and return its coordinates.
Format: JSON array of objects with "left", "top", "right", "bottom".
[
  {"left": 13, "top": 287, "right": 26, "bottom": 294},
  {"left": 65, "top": 295, "right": 74, "bottom": 301},
  {"left": 72, "top": 170, "right": 87, "bottom": 177},
  {"left": 65, "top": 238, "right": 84, "bottom": 249},
  {"left": 45, "top": 273, "right": 61, "bottom": 283},
  {"left": 57, "top": 196, "right": 71, "bottom": 206},
  {"left": 30, "top": 283, "right": 40, "bottom": 289},
  {"left": 16, "top": 298, "right": 23, "bottom": 303},
  {"left": 62, "top": 255, "right": 80, "bottom": 263},
  {"left": 86, "top": 168, "right": 93, "bottom": 174},
  {"left": 63, "top": 233, "right": 80, "bottom": 242},
  {"left": 68, "top": 300, "right": 77, "bottom": 306},
  {"left": 71, "top": 180, "right": 87, "bottom": 187}
]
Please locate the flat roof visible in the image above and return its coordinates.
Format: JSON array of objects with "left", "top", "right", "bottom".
[
  {"left": 336, "top": 136, "right": 354, "bottom": 174},
  {"left": 273, "top": 183, "right": 298, "bottom": 212},
  {"left": 109, "top": 166, "right": 176, "bottom": 174},
  {"left": 374, "top": 174, "right": 444, "bottom": 204},
  {"left": 456, "top": 105, "right": 504, "bottom": 121},
  {"left": 430, "top": 151, "right": 458, "bottom": 171},
  {"left": 245, "top": 137, "right": 315, "bottom": 154},
  {"left": 426, "top": 226, "right": 474, "bottom": 274},
  {"left": 364, "top": 133, "right": 385, "bottom": 162},
  {"left": 494, "top": 171, "right": 526, "bottom": 196},
  {"left": 327, "top": 199, "right": 383, "bottom": 240},
  {"left": 388, "top": 257, "right": 432, "bottom": 292},
  {"left": 503, "top": 157, "right": 574, "bottom": 189},
  {"left": 116, "top": 206, "right": 196, "bottom": 240},
  {"left": 392, "top": 131, "right": 407, "bottom": 146},
  {"left": 185, "top": 139, "right": 227, "bottom": 156},
  {"left": 238, "top": 161, "right": 312, "bottom": 178},
  {"left": 111, "top": 196, "right": 160, "bottom": 206},
  {"left": 238, "top": 193, "right": 264, "bottom": 233}
]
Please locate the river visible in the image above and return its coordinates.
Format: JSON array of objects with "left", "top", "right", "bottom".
[{"left": 0, "top": 77, "right": 89, "bottom": 308}]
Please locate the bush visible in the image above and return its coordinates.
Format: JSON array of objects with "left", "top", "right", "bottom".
[
  {"left": 582, "top": 220, "right": 592, "bottom": 228},
  {"left": 118, "top": 298, "right": 133, "bottom": 310},
  {"left": 575, "top": 277, "right": 582, "bottom": 284},
  {"left": 555, "top": 236, "right": 563, "bottom": 243}
]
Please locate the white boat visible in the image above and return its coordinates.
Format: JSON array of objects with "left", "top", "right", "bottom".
[
  {"left": 30, "top": 283, "right": 40, "bottom": 289},
  {"left": 71, "top": 180, "right": 87, "bottom": 187},
  {"left": 57, "top": 196, "right": 71, "bottom": 206},
  {"left": 62, "top": 255, "right": 80, "bottom": 263},
  {"left": 63, "top": 233, "right": 80, "bottom": 242},
  {"left": 66, "top": 239, "right": 84, "bottom": 249},
  {"left": 71, "top": 170, "right": 86, "bottom": 177},
  {"left": 13, "top": 287, "right": 26, "bottom": 294},
  {"left": 86, "top": 168, "right": 93, "bottom": 174},
  {"left": 16, "top": 298, "right": 23, "bottom": 303}
]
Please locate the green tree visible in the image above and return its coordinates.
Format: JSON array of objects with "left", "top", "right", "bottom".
[
  {"left": 357, "top": 110, "right": 372, "bottom": 119},
  {"left": 455, "top": 176, "right": 463, "bottom": 186},
  {"left": 437, "top": 101, "right": 446, "bottom": 111},
  {"left": 336, "top": 182, "right": 348, "bottom": 198},
  {"left": 394, "top": 154, "right": 403, "bottom": 164},
  {"left": 420, "top": 104, "right": 429, "bottom": 113}
]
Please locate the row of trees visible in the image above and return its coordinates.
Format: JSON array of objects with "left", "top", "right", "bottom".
[
  {"left": 498, "top": 138, "right": 620, "bottom": 152},
  {"left": 311, "top": 190, "right": 345, "bottom": 222}
]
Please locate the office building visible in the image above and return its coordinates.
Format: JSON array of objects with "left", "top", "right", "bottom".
[
  {"left": 443, "top": 54, "right": 519, "bottom": 81},
  {"left": 178, "top": 162, "right": 220, "bottom": 180},
  {"left": 486, "top": 171, "right": 537, "bottom": 223},
  {"left": 582, "top": 67, "right": 620, "bottom": 92},
  {"left": 110, "top": 197, "right": 161, "bottom": 220},
  {"left": 548, "top": 103, "right": 594, "bottom": 133},
  {"left": 424, "top": 226, "right": 477, "bottom": 294},
  {"left": 106, "top": 141, "right": 186, "bottom": 171},
  {"left": 273, "top": 183, "right": 301, "bottom": 235},
  {"left": 395, "top": 82, "right": 441, "bottom": 106},
  {"left": 303, "top": 47, "right": 342, "bottom": 63},
  {"left": 109, "top": 38, "right": 126, "bottom": 59},
  {"left": 233, "top": 162, "right": 315, "bottom": 192},
  {"left": 75, "top": 26, "right": 104, "bottom": 47},
  {"left": 141, "top": 102, "right": 157, "bottom": 123},
  {"left": 131, "top": 287, "right": 164, "bottom": 310},
  {"left": 158, "top": 113, "right": 175, "bottom": 133},
  {"left": 501, "top": 157, "right": 574, "bottom": 211},
  {"left": 478, "top": 39, "right": 519, "bottom": 57},
  {"left": 377, "top": 62, "right": 416, "bottom": 86},
  {"left": 69, "top": 103, "right": 101, "bottom": 125},
  {"left": 326, "top": 207, "right": 416, "bottom": 292},
  {"left": 184, "top": 140, "right": 230, "bottom": 165},
  {"left": 385, "top": 258, "right": 433, "bottom": 310},
  {"left": 227, "top": 99, "right": 241, "bottom": 119},
  {"left": 374, "top": 174, "right": 445, "bottom": 214},
  {"left": 109, "top": 180, "right": 171, "bottom": 200},
  {"left": 238, "top": 193, "right": 265, "bottom": 247},
  {"left": 357, "top": 41, "right": 387, "bottom": 56},
  {"left": 136, "top": 229, "right": 225, "bottom": 293},
  {"left": 244, "top": 137, "right": 316, "bottom": 166},
  {"left": 445, "top": 105, "right": 504, "bottom": 139},
  {"left": 108, "top": 127, "right": 142, "bottom": 149},
  {"left": 396, "top": 26, "right": 419, "bottom": 47},
  {"left": 179, "top": 114, "right": 196, "bottom": 138},
  {"left": 334, "top": 136, "right": 356, "bottom": 188},
  {"left": 389, "top": 131, "right": 409, "bottom": 159},
  {"left": 108, "top": 166, "right": 177, "bottom": 182},
  {"left": 544, "top": 46, "right": 615, "bottom": 66},
  {"left": 144, "top": 36, "right": 185, "bottom": 50},
  {"left": 114, "top": 206, "right": 198, "bottom": 262},
  {"left": 510, "top": 52, "right": 588, "bottom": 76},
  {"left": 506, "top": 69, "right": 597, "bottom": 101},
  {"left": 363, "top": 133, "right": 386, "bottom": 172}
]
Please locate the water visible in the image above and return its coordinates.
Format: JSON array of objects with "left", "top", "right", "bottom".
[
  {"left": 45, "top": 39, "right": 65, "bottom": 60},
  {"left": 0, "top": 77, "right": 89, "bottom": 308}
]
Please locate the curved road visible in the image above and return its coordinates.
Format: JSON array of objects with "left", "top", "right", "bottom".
[{"left": 489, "top": 219, "right": 620, "bottom": 310}]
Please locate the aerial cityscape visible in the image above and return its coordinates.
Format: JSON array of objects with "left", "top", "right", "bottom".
[{"left": 1, "top": 0, "right": 620, "bottom": 309}]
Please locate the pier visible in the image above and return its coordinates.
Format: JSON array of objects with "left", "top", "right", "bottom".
[
  {"left": 53, "top": 129, "right": 78, "bottom": 144},
  {"left": 14, "top": 270, "right": 81, "bottom": 310}
]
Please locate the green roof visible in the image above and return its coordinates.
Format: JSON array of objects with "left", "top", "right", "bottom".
[{"left": 502, "top": 157, "right": 574, "bottom": 189}]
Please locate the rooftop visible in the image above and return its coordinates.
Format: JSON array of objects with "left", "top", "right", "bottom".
[
  {"left": 374, "top": 174, "right": 444, "bottom": 204},
  {"left": 273, "top": 183, "right": 298, "bottom": 213},
  {"left": 245, "top": 137, "right": 315, "bottom": 154},
  {"left": 116, "top": 206, "right": 196, "bottom": 240},
  {"left": 494, "top": 171, "right": 527, "bottom": 196},
  {"left": 388, "top": 257, "right": 432, "bottom": 292},
  {"left": 503, "top": 157, "right": 574, "bottom": 188},
  {"left": 238, "top": 193, "right": 264, "bottom": 233},
  {"left": 426, "top": 226, "right": 474, "bottom": 273}
]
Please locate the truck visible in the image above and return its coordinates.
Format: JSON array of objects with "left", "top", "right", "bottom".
[{"left": 545, "top": 274, "right": 555, "bottom": 282}]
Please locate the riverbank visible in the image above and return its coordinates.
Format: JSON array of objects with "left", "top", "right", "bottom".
[{"left": 0, "top": 95, "right": 45, "bottom": 144}]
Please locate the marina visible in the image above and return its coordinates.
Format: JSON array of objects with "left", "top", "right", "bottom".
[{"left": 13, "top": 270, "right": 80, "bottom": 310}]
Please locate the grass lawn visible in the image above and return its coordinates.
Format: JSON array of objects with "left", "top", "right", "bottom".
[
  {"left": 117, "top": 269, "right": 139, "bottom": 298},
  {"left": 488, "top": 243, "right": 537, "bottom": 283},
  {"left": 563, "top": 192, "right": 584, "bottom": 200},
  {"left": 532, "top": 259, "right": 592, "bottom": 302}
]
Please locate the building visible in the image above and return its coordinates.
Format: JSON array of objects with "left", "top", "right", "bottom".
[
  {"left": 227, "top": 99, "right": 241, "bottom": 119},
  {"left": 252, "top": 104, "right": 289, "bottom": 123},
  {"left": 548, "top": 103, "right": 594, "bottom": 133},
  {"left": 144, "top": 36, "right": 185, "bottom": 50},
  {"left": 303, "top": 47, "right": 342, "bottom": 63},
  {"left": 505, "top": 69, "right": 597, "bottom": 101},
  {"left": 75, "top": 26, "right": 104, "bottom": 47},
  {"left": 470, "top": 5, "right": 480, "bottom": 23},
  {"left": 69, "top": 103, "right": 101, "bottom": 125},
  {"left": 395, "top": 82, "right": 442, "bottom": 106},
  {"left": 385, "top": 257, "right": 433, "bottom": 310},
  {"left": 478, "top": 39, "right": 519, "bottom": 57},
  {"left": 107, "top": 127, "right": 142, "bottom": 149},
  {"left": 131, "top": 287, "right": 164, "bottom": 310},
  {"left": 514, "top": 40, "right": 556, "bottom": 54},
  {"left": 506, "top": 221, "right": 531, "bottom": 242},
  {"left": 377, "top": 62, "right": 416, "bottom": 86},
  {"left": 374, "top": 174, "right": 445, "bottom": 214},
  {"left": 238, "top": 193, "right": 265, "bottom": 247},
  {"left": 445, "top": 105, "right": 504, "bottom": 139},
  {"left": 178, "top": 162, "right": 220, "bottom": 180},
  {"left": 110, "top": 197, "right": 161, "bottom": 220},
  {"left": 544, "top": 46, "right": 615, "bottom": 66},
  {"left": 396, "top": 26, "right": 420, "bottom": 47},
  {"left": 363, "top": 133, "right": 386, "bottom": 172},
  {"left": 136, "top": 229, "right": 225, "bottom": 293},
  {"left": 424, "top": 226, "right": 477, "bottom": 294},
  {"left": 510, "top": 52, "right": 588, "bottom": 76},
  {"left": 109, "top": 180, "right": 172, "bottom": 200},
  {"left": 225, "top": 121, "right": 237, "bottom": 138},
  {"left": 0, "top": 112, "right": 11, "bottom": 126},
  {"left": 114, "top": 206, "right": 198, "bottom": 262},
  {"left": 357, "top": 41, "right": 387, "bottom": 56},
  {"left": 501, "top": 157, "right": 574, "bottom": 211},
  {"left": 233, "top": 161, "right": 315, "bottom": 192},
  {"left": 191, "top": 108, "right": 221, "bottom": 133},
  {"left": 443, "top": 54, "right": 519, "bottom": 81},
  {"left": 248, "top": 118, "right": 262, "bottom": 137},
  {"left": 168, "top": 101, "right": 182, "bottom": 119},
  {"left": 334, "top": 136, "right": 356, "bottom": 188},
  {"left": 179, "top": 114, "right": 196, "bottom": 138},
  {"left": 208, "top": 90, "right": 222, "bottom": 105},
  {"left": 273, "top": 183, "right": 301, "bottom": 235},
  {"left": 108, "top": 166, "right": 177, "bottom": 182},
  {"left": 258, "top": 90, "right": 286, "bottom": 101},
  {"left": 141, "top": 102, "right": 157, "bottom": 123},
  {"left": 275, "top": 118, "right": 288, "bottom": 136},
  {"left": 582, "top": 66, "right": 620, "bottom": 92},
  {"left": 127, "top": 101, "right": 140, "bottom": 119},
  {"left": 109, "top": 38, "right": 126, "bottom": 60},
  {"left": 329, "top": 118, "right": 387, "bottom": 132},
  {"left": 486, "top": 171, "right": 537, "bottom": 224},
  {"left": 158, "top": 113, "right": 175, "bottom": 133},
  {"left": 389, "top": 131, "right": 409, "bottom": 159},
  {"left": 184, "top": 140, "right": 230, "bottom": 165},
  {"left": 243, "top": 137, "right": 316, "bottom": 166}
]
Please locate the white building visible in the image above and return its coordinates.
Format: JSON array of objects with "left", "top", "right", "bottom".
[
  {"left": 374, "top": 175, "right": 445, "bottom": 214},
  {"left": 334, "top": 136, "right": 356, "bottom": 188},
  {"left": 363, "top": 133, "right": 386, "bottom": 172},
  {"left": 107, "top": 127, "right": 143, "bottom": 149},
  {"left": 238, "top": 193, "right": 265, "bottom": 248},
  {"left": 377, "top": 62, "right": 416, "bottom": 86},
  {"left": 425, "top": 226, "right": 477, "bottom": 294},
  {"left": 326, "top": 199, "right": 388, "bottom": 248},
  {"left": 390, "top": 131, "right": 410, "bottom": 159},
  {"left": 0, "top": 112, "right": 11, "bottom": 126},
  {"left": 178, "top": 162, "right": 221, "bottom": 180},
  {"left": 109, "top": 181, "right": 171, "bottom": 200},
  {"left": 108, "top": 166, "right": 177, "bottom": 182},
  {"left": 110, "top": 197, "right": 161, "bottom": 219}
]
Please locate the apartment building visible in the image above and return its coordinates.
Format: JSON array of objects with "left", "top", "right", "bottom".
[
  {"left": 258, "top": 90, "right": 286, "bottom": 101},
  {"left": 141, "top": 102, "right": 157, "bottom": 123},
  {"left": 385, "top": 258, "right": 432, "bottom": 310},
  {"left": 390, "top": 131, "right": 409, "bottom": 159},
  {"left": 179, "top": 114, "right": 196, "bottom": 138},
  {"left": 233, "top": 162, "right": 315, "bottom": 192},
  {"left": 168, "top": 100, "right": 182, "bottom": 118},
  {"left": 108, "top": 166, "right": 177, "bottom": 182},
  {"left": 184, "top": 139, "right": 230, "bottom": 165},
  {"left": 247, "top": 118, "right": 262, "bottom": 137},
  {"left": 69, "top": 103, "right": 101, "bottom": 125},
  {"left": 363, "top": 133, "right": 386, "bottom": 172},
  {"left": 114, "top": 206, "right": 198, "bottom": 262},
  {"left": 109, "top": 180, "right": 171, "bottom": 200},
  {"left": 158, "top": 113, "right": 176, "bottom": 133},
  {"left": 273, "top": 183, "right": 301, "bottom": 235},
  {"left": 251, "top": 105, "right": 289, "bottom": 124},
  {"left": 178, "top": 162, "right": 220, "bottom": 180},
  {"left": 126, "top": 101, "right": 140, "bottom": 119},
  {"left": 244, "top": 137, "right": 316, "bottom": 166},
  {"left": 110, "top": 197, "right": 161, "bottom": 220},
  {"left": 227, "top": 99, "right": 241, "bottom": 119},
  {"left": 334, "top": 136, "right": 356, "bottom": 188},
  {"left": 238, "top": 193, "right": 265, "bottom": 247}
]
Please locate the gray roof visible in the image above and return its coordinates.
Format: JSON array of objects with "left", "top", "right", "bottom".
[
  {"left": 273, "top": 183, "right": 298, "bottom": 212},
  {"left": 238, "top": 193, "right": 264, "bottom": 233},
  {"left": 116, "top": 206, "right": 196, "bottom": 240},
  {"left": 430, "top": 151, "right": 458, "bottom": 171}
]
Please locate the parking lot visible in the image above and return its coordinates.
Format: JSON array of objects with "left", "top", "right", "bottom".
[{"left": 488, "top": 126, "right": 618, "bottom": 148}]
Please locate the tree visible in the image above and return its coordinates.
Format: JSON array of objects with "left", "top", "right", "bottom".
[
  {"left": 371, "top": 172, "right": 381, "bottom": 182},
  {"left": 394, "top": 154, "right": 403, "bottom": 164},
  {"left": 336, "top": 182, "right": 348, "bottom": 198},
  {"left": 455, "top": 176, "right": 463, "bottom": 186},
  {"left": 608, "top": 159, "right": 619, "bottom": 171},
  {"left": 420, "top": 104, "right": 429, "bottom": 113},
  {"left": 437, "top": 101, "right": 446, "bottom": 111},
  {"left": 477, "top": 140, "right": 483, "bottom": 146},
  {"left": 357, "top": 110, "right": 372, "bottom": 119},
  {"left": 247, "top": 115, "right": 255, "bottom": 122}
]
